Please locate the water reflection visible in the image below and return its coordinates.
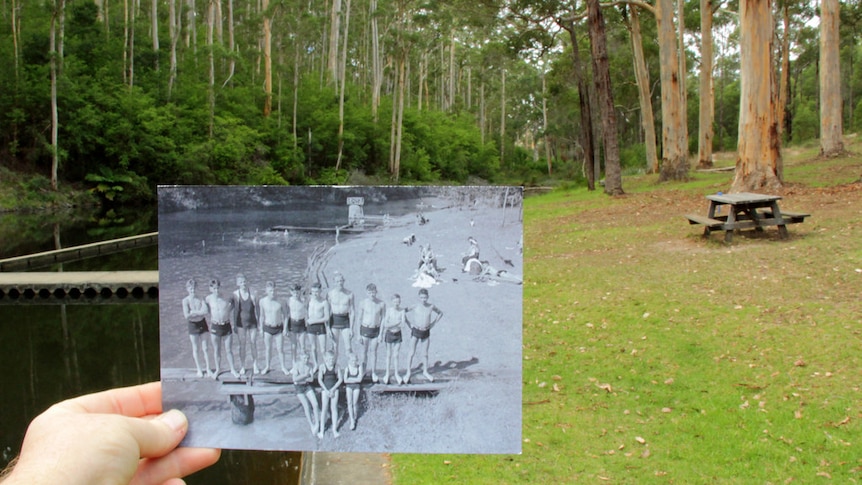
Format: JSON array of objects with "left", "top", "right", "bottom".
[{"left": 0, "top": 205, "right": 301, "bottom": 484}]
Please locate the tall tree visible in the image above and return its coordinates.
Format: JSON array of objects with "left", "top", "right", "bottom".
[
  {"left": 819, "top": 0, "right": 844, "bottom": 156},
  {"left": 696, "top": 0, "right": 716, "bottom": 169},
  {"left": 50, "top": 0, "right": 66, "bottom": 190},
  {"left": 262, "top": 0, "right": 273, "bottom": 116},
  {"left": 730, "top": 0, "right": 782, "bottom": 193},
  {"left": 561, "top": 18, "right": 598, "bottom": 191},
  {"left": 627, "top": 5, "right": 659, "bottom": 173},
  {"left": 655, "top": 0, "right": 688, "bottom": 181},
  {"left": 587, "top": 0, "right": 623, "bottom": 195}
]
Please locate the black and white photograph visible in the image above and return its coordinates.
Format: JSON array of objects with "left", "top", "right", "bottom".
[{"left": 158, "top": 185, "right": 522, "bottom": 454}]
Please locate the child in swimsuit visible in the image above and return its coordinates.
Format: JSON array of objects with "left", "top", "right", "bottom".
[
  {"left": 343, "top": 352, "right": 364, "bottom": 430},
  {"left": 406, "top": 288, "right": 443, "bottom": 383},
  {"left": 306, "top": 282, "right": 330, "bottom": 372},
  {"left": 205, "top": 279, "right": 240, "bottom": 379},
  {"left": 356, "top": 283, "right": 385, "bottom": 383},
  {"left": 380, "top": 293, "right": 407, "bottom": 385},
  {"left": 287, "top": 284, "right": 308, "bottom": 373},
  {"left": 290, "top": 352, "right": 320, "bottom": 435},
  {"left": 182, "top": 278, "right": 212, "bottom": 378},
  {"left": 258, "top": 281, "right": 288, "bottom": 375},
  {"left": 317, "top": 350, "right": 342, "bottom": 438},
  {"left": 230, "top": 273, "right": 259, "bottom": 375}
]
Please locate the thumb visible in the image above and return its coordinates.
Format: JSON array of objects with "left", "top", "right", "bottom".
[{"left": 126, "top": 409, "right": 189, "bottom": 458}]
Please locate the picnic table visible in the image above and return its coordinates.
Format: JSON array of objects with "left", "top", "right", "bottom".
[{"left": 685, "top": 192, "right": 809, "bottom": 242}]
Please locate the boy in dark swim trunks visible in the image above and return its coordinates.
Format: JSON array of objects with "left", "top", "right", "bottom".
[
  {"left": 327, "top": 272, "right": 354, "bottom": 360},
  {"left": 306, "top": 282, "right": 331, "bottom": 372},
  {"left": 286, "top": 284, "right": 308, "bottom": 372},
  {"left": 258, "top": 281, "right": 288, "bottom": 375},
  {"left": 230, "top": 273, "right": 260, "bottom": 375},
  {"left": 356, "top": 283, "right": 385, "bottom": 383},
  {"left": 206, "top": 279, "right": 240, "bottom": 379},
  {"left": 182, "top": 278, "right": 212, "bottom": 378},
  {"left": 317, "top": 350, "right": 342, "bottom": 438},
  {"left": 290, "top": 352, "right": 320, "bottom": 435},
  {"left": 343, "top": 352, "right": 363, "bottom": 430},
  {"left": 406, "top": 288, "right": 443, "bottom": 383},
  {"left": 380, "top": 293, "right": 407, "bottom": 384}
]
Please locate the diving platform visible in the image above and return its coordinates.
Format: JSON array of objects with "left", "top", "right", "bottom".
[{"left": 0, "top": 271, "right": 159, "bottom": 305}]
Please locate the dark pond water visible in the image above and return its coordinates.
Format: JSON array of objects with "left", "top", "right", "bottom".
[{"left": 0, "top": 206, "right": 303, "bottom": 484}]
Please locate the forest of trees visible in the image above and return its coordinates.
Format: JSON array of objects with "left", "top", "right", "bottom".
[{"left": 0, "top": 0, "right": 860, "bottom": 202}]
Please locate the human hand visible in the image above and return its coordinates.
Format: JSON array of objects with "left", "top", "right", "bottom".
[{"left": 3, "top": 382, "right": 220, "bottom": 485}]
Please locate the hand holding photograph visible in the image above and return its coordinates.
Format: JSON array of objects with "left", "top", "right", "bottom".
[{"left": 158, "top": 185, "right": 523, "bottom": 454}]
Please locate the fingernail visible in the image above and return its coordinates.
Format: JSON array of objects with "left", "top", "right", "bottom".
[{"left": 158, "top": 409, "right": 188, "bottom": 433}]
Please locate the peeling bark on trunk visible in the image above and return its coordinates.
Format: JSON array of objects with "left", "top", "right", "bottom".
[
  {"left": 657, "top": 0, "right": 689, "bottom": 181},
  {"left": 731, "top": 0, "right": 782, "bottom": 193},
  {"left": 696, "top": 0, "right": 715, "bottom": 169},
  {"left": 628, "top": 6, "right": 659, "bottom": 174},
  {"left": 819, "top": 0, "right": 844, "bottom": 157}
]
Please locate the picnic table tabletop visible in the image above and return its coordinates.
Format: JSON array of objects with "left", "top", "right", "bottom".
[{"left": 706, "top": 192, "right": 782, "bottom": 205}]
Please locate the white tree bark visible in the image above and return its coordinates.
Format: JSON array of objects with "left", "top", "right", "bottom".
[{"left": 819, "top": 0, "right": 844, "bottom": 156}]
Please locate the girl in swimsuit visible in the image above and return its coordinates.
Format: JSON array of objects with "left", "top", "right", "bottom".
[
  {"left": 317, "top": 350, "right": 342, "bottom": 438},
  {"left": 290, "top": 353, "right": 320, "bottom": 435},
  {"left": 343, "top": 352, "right": 364, "bottom": 430}
]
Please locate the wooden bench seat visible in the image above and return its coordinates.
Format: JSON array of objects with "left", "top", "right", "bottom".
[
  {"left": 758, "top": 210, "right": 810, "bottom": 223},
  {"left": 684, "top": 214, "right": 725, "bottom": 228}
]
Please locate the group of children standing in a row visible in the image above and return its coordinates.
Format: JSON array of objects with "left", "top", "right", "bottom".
[{"left": 180, "top": 272, "right": 443, "bottom": 437}]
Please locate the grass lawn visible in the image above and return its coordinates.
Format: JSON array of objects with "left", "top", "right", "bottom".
[{"left": 390, "top": 140, "right": 862, "bottom": 483}]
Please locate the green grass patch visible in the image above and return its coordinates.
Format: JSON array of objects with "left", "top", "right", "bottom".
[{"left": 391, "top": 143, "right": 862, "bottom": 483}]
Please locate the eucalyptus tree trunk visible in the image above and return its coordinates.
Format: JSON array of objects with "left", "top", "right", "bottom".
[
  {"left": 676, "top": 0, "right": 687, "bottom": 149},
  {"left": 448, "top": 29, "right": 456, "bottom": 111},
  {"left": 152, "top": 0, "right": 159, "bottom": 70},
  {"left": 328, "top": 0, "right": 342, "bottom": 86},
  {"left": 628, "top": 5, "right": 659, "bottom": 174},
  {"left": 563, "top": 18, "right": 596, "bottom": 191},
  {"left": 50, "top": 0, "right": 65, "bottom": 190},
  {"left": 587, "top": 0, "right": 623, "bottom": 195},
  {"left": 819, "top": 0, "right": 844, "bottom": 157},
  {"left": 500, "top": 69, "right": 506, "bottom": 169},
  {"left": 185, "top": 0, "right": 196, "bottom": 52},
  {"left": 12, "top": 0, "right": 20, "bottom": 87},
  {"left": 168, "top": 0, "right": 179, "bottom": 98},
  {"left": 223, "top": 0, "right": 235, "bottom": 86},
  {"left": 126, "top": 0, "right": 136, "bottom": 89},
  {"left": 391, "top": 53, "right": 406, "bottom": 181},
  {"left": 335, "top": 0, "right": 351, "bottom": 170},
  {"left": 370, "top": 0, "right": 382, "bottom": 122},
  {"left": 262, "top": 0, "right": 272, "bottom": 116},
  {"left": 696, "top": 0, "right": 715, "bottom": 169},
  {"left": 730, "top": 0, "right": 782, "bottom": 193},
  {"left": 542, "top": 71, "right": 552, "bottom": 175},
  {"left": 207, "top": 0, "right": 215, "bottom": 138},
  {"left": 656, "top": 0, "right": 688, "bottom": 181},
  {"left": 777, "top": 2, "right": 790, "bottom": 136}
]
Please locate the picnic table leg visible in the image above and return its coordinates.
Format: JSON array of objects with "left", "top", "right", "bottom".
[
  {"left": 723, "top": 207, "right": 737, "bottom": 243},
  {"left": 744, "top": 208, "right": 764, "bottom": 233},
  {"left": 704, "top": 201, "right": 718, "bottom": 237},
  {"left": 770, "top": 202, "right": 789, "bottom": 239}
]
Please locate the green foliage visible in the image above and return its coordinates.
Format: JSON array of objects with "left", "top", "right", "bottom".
[
  {"left": 620, "top": 143, "right": 646, "bottom": 170},
  {"left": 85, "top": 167, "right": 151, "bottom": 204},
  {"left": 791, "top": 100, "right": 818, "bottom": 144}
]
